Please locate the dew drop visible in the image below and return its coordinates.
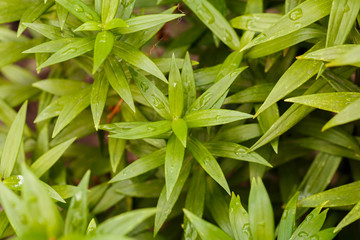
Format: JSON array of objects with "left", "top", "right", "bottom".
[
  {"left": 282, "top": 209, "right": 288, "bottom": 219},
  {"left": 74, "top": 5, "right": 84, "bottom": 12},
  {"left": 305, "top": 213, "right": 313, "bottom": 221},
  {"left": 85, "top": 12, "right": 94, "bottom": 20},
  {"left": 140, "top": 82, "right": 149, "bottom": 92},
  {"left": 344, "top": 4, "right": 350, "bottom": 12},
  {"left": 199, "top": 92, "right": 212, "bottom": 108},
  {"left": 64, "top": 48, "right": 77, "bottom": 55},
  {"left": 203, "top": 157, "right": 210, "bottom": 166},
  {"left": 235, "top": 146, "right": 246, "bottom": 157},
  {"left": 298, "top": 231, "right": 308, "bottom": 238},
  {"left": 310, "top": 236, "right": 319, "bottom": 240},
  {"left": 197, "top": 4, "right": 215, "bottom": 24},
  {"left": 223, "top": 29, "right": 233, "bottom": 42},
  {"left": 147, "top": 126, "right": 156, "bottom": 131},
  {"left": 242, "top": 223, "right": 250, "bottom": 236},
  {"left": 152, "top": 95, "right": 165, "bottom": 109},
  {"left": 289, "top": 8, "right": 303, "bottom": 21}
]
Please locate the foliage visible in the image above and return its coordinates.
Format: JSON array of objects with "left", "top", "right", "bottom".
[{"left": 0, "top": 0, "right": 359, "bottom": 239}]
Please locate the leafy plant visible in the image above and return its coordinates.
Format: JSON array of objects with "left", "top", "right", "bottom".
[{"left": 0, "top": 0, "right": 360, "bottom": 239}]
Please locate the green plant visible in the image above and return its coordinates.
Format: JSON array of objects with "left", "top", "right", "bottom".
[{"left": 0, "top": 0, "right": 360, "bottom": 239}]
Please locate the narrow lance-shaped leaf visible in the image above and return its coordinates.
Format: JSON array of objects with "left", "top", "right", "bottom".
[
  {"left": 91, "top": 72, "right": 109, "bottom": 130},
  {"left": 96, "top": 208, "right": 156, "bottom": 235},
  {"left": 17, "top": 0, "right": 55, "bottom": 36},
  {"left": 187, "top": 136, "right": 230, "bottom": 195},
  {"left": 116, "top": 14, "right": 185, "bottom": 34},
  {"left": 154, "top": 157, "right": 192, "bottom": 235},
  {"left": 323, "top": 97, "right": 360, "bottom": 131},
  {"left": 334, "top": 201, "right": 360, "bottom": 232},
  {"left": 169, "top": 54, "right": 183, "bottom": 119},
  {"left": 184, "top": 168, "right": 206, "bottom": 240},
  {"left": 113, "top": 41, "right": 167, "bottom": 82},
  {"left": 0, "top": 101, "right": 27, "bottom": 178},
  {"left": 231, "top": 13, "right": 282, "bottom": 32},
  {"left": 172, "top": 118, "right": 188, "bottom": 147},
  {"left": 109, "top": 148, "right": 166, "bottom": 183},
  {"left": 109, "top": 121, "right": 172, "bottom": 139},
  {"left": 105, "top": 57, "right": 135, "bottom": 112},
  {"left": 182, "top": 52, "right": 196, "bottom": 113},
  {"left": 278, "top": 192, "right": 299, "bottom": 240},
  {"left": 0, "top": 182, "right": 28, "bottom": 235},
  {"left": 255, "top": 41, "right": 324, "bottom": 117},
  {"left": 183, "top": 0, "right": 240, "bottom": 50},
  {"left": 165, "top": 134, "right": 185, "bottom": 200},
  {"left": 55, "top": 0, "right": 100, "bottom": 22},
  {"left": 21, "top": 165, "right": 64, "bottom": 238},
  {"left": 185, "top": 109, "right": 253, "bottom": 128},
  {"left": 56, "top": 2, "right": 68, "bottom": 30},
  {"left": 187, "top": 67, "right": 247, "bottom": 113},
  {"left": 52, "top": 87, "right": 91, "bottom": 137},
  {"left": 93, "top": 31, "right": 114, "bottom": 74},
  {"left": 65, "top": 170, "right": 90, "bottom": 235},
  {"left": 38, "top": 38, "right": 95, "bottom": 71},
  {"left": 249, "top": 177, "right": 274, "bottom": 240},
  {"left": 130, "top": 68, "right": 171, "bottom": 119},
  {"left": 30, "top": 137, "right": 76, "bottom": 177},
  {"left": 229, "top": 193, "right": 251, "bottom": 240},
  {"left": 242, "top": 0, "right": 332, "bottom": 51},
  {"left": 285, "top": 92, "right": 360, "bottom": 113},
  {"left": 101, "top": 0, "right": 120, "bottom": 24},
  {"left": 74, "top": 21, "right": 102, "bottom": 32},
  {"left": 183, "top": 209, "right": 234, "bottom": 240},
  {"left": 108, "top": 138, "right": 126, "bottom": 173}
]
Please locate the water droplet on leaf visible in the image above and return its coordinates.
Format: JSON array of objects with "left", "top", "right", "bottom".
[{"left": 289, "top": 8, "right": 303, "bottom": 21}]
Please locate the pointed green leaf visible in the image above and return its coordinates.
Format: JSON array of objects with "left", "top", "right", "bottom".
[
  {"left": 0, "top": 182, "right": 28, "bottom": 235},
  {"left": 55, "top": 0, "right": 100, "bottom": 22},
  {"left": 53, "top": 87, "right": 91, "bottom": 137},
  {"left": 65, "top": 170, "right": 90, "bottom": 235},
  {"left": 109, "top": 148, "right": 165, "bottom": 183},
  {"left": 299, "top": 181, "right": 360, "bottom": 207},
  {"left": 185, "top": 109, "right": 253, "bottom": 128},
  {"left": 24, "top": 22, "right": 74, "bottom": 40},
  {"left": 255, "top": 42, "right": 324, "bottom": 117},
  {"left": 231, "top": 13, "right": 282, "bottom": 32},
  {"left": 17, "top": 0, "right": 54, "bottom": 36},
  {"left": 74, "top": 21, "right": 102, "bottom": 32},
  {"left": 0, "top": 101, "right": 27, "bottom": 178},
  {"left": 38, "top": 38, "right": 95, "bottom": 70},
  {"left": 242, "top": 0, "right": 332, "bottom": 51},
  {"left": 101, "top": 0, "right": 120, "bottom": 24},
  {"left": 182, "top": 52, "right": 197, "bottom": 113},
  {"left": 278, "top": 192, "right": 299, "bottom": 240},
  {"left": 32, "top": 79, "right": 89, "bottom": 96},
  {"left": 204, "top": 141, "right": 272, "bottom": 167},
  {"left": 91, "top": 73, "right": 109, "bottom": 130},
  {"left": 172, "top": 118, "right": 187, "bottom": 147},
  {"left": 183, "top": 0, "right": 240, "bottom": 50},
  {"left": 30, "top": 137, "right": 76, "bottom": 177},
  {"left": 116, "top": 14, "right": 184, "bottom": 34},
  {"left": 108, "top": 138, "right": 126, "bottom": 173},
  {"left": 224, "top": 83, "right": 274, "bottom": 104},
  {"left": 249, "top": 177, "right": 274, "bottom": 240},
  {"left": 104, "top": 18, "right": 128, "bottom": 30},
  {"left": 187, "top": 67, "right": 247, "bottom": 113},
  {"left": 23, "top": 38, "right": 78, "bottom": 53},
  {"left": 130, "top": 68, "right": 171, "bottom": 119},
  {"left": 286, "top": 92, "right": 360, "bottom": 113},
  {"left": 169, "top": 54, "right": 184, "bottom": 119},
  {"left": 165, "top": 134, "right": 185, "bottom": 199},
  {"left": 184, "top": 168, "right": 206, "bottom": 240},
  {"left": 96, "top": 208, "right": 156, "bottom": 235},
  {"left": 323, "top": 97, "right": 360, "bottom": 130},
  {"left": 250, "top": 78, "right": 331, "bottom": 151},
  {"left": 335, "top": 201, "right": 360, "bottom": 232},
  {"left": 229, "top": 193, "right": 250, "bottom": 240},
  {"left": 93, "top": 31, "right": 114, "bottom": 74},
  {"left": 109, "top": 121, "right": 172, "bottom": 139},
  {"left": 105, "top": 57, "right": 135, "bottom": 112},
  {"left": 113, "top": 41, "right": 167, "bottom": 82},
  {"left": 183, "top": 209, "right": 233, "bottom": 240},
  {"left": 298, "top": 45, "right": 358, "bottom": 62},
  {"left": 154, "top": 158, "right": 192, "bottom": 235},
  {"left": 56, "top": 3, "right": 68, "bottom": 30},
  {"left": 21, "top": 166, "right": 64, "bottom": 238},
  {"left": 188, "top": 136, "right": 230, "bottom": 195}
]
